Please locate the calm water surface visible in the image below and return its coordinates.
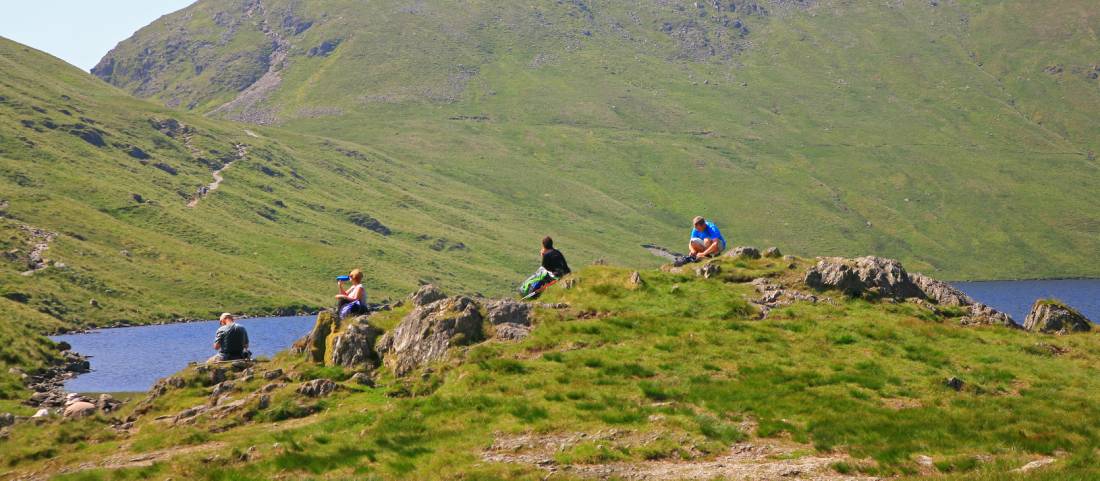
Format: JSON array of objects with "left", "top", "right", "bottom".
[
  {"left": 951, "top": 279, "right": 1099, "bottom": 325},
  {"left": 52, "top": 315, "right": 314, "bottom": 393}
]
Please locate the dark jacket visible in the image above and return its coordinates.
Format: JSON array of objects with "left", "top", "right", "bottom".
[{"left": 541, "top": 248, "right": 571, "bottom": 278}]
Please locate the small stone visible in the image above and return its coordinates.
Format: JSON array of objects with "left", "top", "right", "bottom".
[
  {"left": 945, "top": 377, "right": 964, "bottom": 391},
  {"left": 727, "top": 246, "right": 761, "bottom": 259},
  {"left": 0, "top": 412, "right": 14, "bottom": 427},
  {"left": 297, "top": 379, "right": 338, "bottom": 397},
  {"left": 695, "top": 262, "right": 721, "bottom": 279},
  {"left": 628, "top": 271, "right": 644, "bottom": 288},
  {"left": 349, "top": 372, "right": 375, "bottom": 387},
  {"left": 763, "top": 247, "right": 782, "bottom": 258}
]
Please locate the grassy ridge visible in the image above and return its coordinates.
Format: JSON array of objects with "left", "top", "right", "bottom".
[
  {"left": 2, "top": 257, "right": 1098, "bottom": 479},
  {"left": 94, "top": 0, "right": 1100, "bottom": 279}
]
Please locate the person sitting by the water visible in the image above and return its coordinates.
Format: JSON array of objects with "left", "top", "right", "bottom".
[
  {"left": 520, "top": 237, "right": 571, "bottom": 298},
  {"left": 336, "top": 268, "right": 368, "bottom": 319},
  {"left": 208, "top": 313, "right": 250, "bottom": 363},
  {"left": 687, "top": 216, "right": 726, "bottom": 260}
]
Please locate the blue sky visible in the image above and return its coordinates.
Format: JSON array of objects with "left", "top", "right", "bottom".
[{"left": 0, "top": 1, "right": 195, "bottom": 71}]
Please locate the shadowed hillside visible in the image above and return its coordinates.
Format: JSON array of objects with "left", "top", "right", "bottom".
[{"left": 93, "top": 0, "right": 1100, "bottom": 279}]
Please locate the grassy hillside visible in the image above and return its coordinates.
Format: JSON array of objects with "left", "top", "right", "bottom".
[
  {"left": 2, "top": 257, "right": 1098, "bottom": 480},
  {"left": 93, "top": 0, "right": 1100, "bottom": 280}
]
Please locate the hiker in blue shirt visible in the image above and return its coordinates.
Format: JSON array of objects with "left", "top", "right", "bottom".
[{"left": 688, "top": 216, "right": 726, "bottom": 259}]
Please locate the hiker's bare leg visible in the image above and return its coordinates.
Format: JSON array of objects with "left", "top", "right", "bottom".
[
  {"left": 701, "top": 239, "right": 722, "bottom": 257},
  {"left": 688, "top": 240, "right": 705, "bottom": 256}
]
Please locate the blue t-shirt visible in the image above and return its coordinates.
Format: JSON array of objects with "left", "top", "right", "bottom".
[{"left": 690, "top": 221, "right": 726, "bottom": 247}]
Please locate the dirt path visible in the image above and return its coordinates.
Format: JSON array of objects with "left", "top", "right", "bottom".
[
  {"left": 483, "top": 432, "right": 878, "bottom": 481},
  {"left": 187, "top": 143, "right": 247, "bottom": 208}
]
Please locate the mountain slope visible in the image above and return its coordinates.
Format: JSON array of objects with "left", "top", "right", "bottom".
[
  {"left": 0, "top": 35, "right": 677, "bottom": 339},
  {"left": 93, "top": 0, "right": 1100, "bottom": 280}
]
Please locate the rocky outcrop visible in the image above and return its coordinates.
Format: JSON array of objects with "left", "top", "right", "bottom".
[
  {"left": 804, "top": 256, "right": 923, "bottom": 299},
  {"left": 330, "top": 320, "right": 384, "bottom": 369},
  {"left": 1024, "top": 300, "right": 1093, "bottom": 334},
  {"left": 910, "top": 274, "right": 972, "bottom": 306},
  {"left": 303, "top": 310, "right": 339, "bottom": 363},
  {"left": 804, "top": 256, "right": 1016, "bottom": 327},
  {"left": 378, "top": 296, "right": 484, "bottom": 377},
  {"left": 727, "top": 246, "right": 761, "bottom": 259},
  {"left": 410, "top": 284, "right": 447, "bottom": 307},
  {"left": 297, "top": 379, "right": 338, "bottom": 398}
]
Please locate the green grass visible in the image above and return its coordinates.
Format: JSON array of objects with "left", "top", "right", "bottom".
[
  {"left": 3, "top": 258, "right": 1099, "bottom": 479},
  {"left": 92, "top": 0, "right": 1100, "bottom": 283}
]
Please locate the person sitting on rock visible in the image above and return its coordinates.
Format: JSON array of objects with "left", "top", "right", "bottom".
[
  {"left": 687, "top": 216, "right": 726, "bottom": 260},
  {"left": 520, "top": 237, "right": 571, "bottom": 298},
  {"left": 336, "top": 268, "right": 368, "bottom": 319},
  {"left": 208, "top": 313, "right": 250, "bottom": 363}
]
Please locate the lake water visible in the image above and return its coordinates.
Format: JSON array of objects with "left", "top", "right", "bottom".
[
  {"left": 52, "top": 315, "right": 315, "bottom": 393},
  {"left": 951, "top": 279, "right": 1100, "bottom": 325}
]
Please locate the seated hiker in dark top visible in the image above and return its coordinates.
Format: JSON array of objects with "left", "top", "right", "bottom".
[
  {"left": 541, "top": 236, "right": 571, "bottom": 278},
  {"left": 208, "top": 313, "right": 250, "bottom": 363},
  {"left": 520, "top": 236, "right": 571, "bottom": 299}
]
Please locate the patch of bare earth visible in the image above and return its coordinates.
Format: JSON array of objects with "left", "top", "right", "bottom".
[{"left": 483, "top": 431, "right": 879, "bottom": 480}]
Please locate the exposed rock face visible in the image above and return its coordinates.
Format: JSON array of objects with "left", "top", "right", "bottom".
[
  {"left": 695, "top": 262, "right": 721, "bottom": 279},
  {"left": 727, "top": 246, "right": 761, "bottom": 259},
  {"left": 378, "top": 296, "right": 484, "bottom": 376},
  {"left": 330, "top": 320, "right": 384, "bottom": 369},
  {"left": 410, "top": 284, "right": 447, "bottom": 307},
  {"left": 64, "top": 401, "right": 96, "bottom": 419},
  {"left": 910, "top": 273, "right": 972, "bottom": 306},
  {"left": 805, "top": 257, "right": 1016, "bottom": 327},
  {"left": 1024, "top": 300, "right": 1093, "bottom": 334},
  {"left": 304, "top": 310, "right": 338, "bottom": 363},
  {"left": 484, "top": 300, "right": 532, "bottom": 326},
  {"left": 297, "top": 379, "right": 338, "bottom": 398},
  {"left": 805, "top": 256, "right": 923, "bottom": 299}
]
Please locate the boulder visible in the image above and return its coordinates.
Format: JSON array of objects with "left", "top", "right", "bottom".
[
  {"left": 263, "top": 369, "right": 284, "bottom": 381},
  {"left": 304, "top": 310, "right": 339, "bottom": 363},
  {"left": 628, "top": 271, "right": 645, "bottom": 289},
  {"left": 96, "top": 394, "right": 121, "bottom": 413},
  {"left": 484, "top": 299, "right": 532, "bottom": 326},
  {"left": 727, "top": 246, "right": 762, "bottom": 259},
  {"left": 695, "top": 262, "right": 721, "bottom": 279},
  {"left": 330, "top": 320, "right": 384, "bottom": 369},
  {"left": 0, "top": 412, "right": 13, "bottom": 427},
  {"left": 378, "top": 296, "right": 484, "bottom": 376},
  {"left": 804, "top": 256, "right": 924, "bottom": 299},
  {"left": 297, "top": 379, "right": 337, "bottom": 398},
  {"left": 961, "top": 303, "right": 1017, "bottom": 328},
  {"left": 910, "top": 273, "right": 972, "bottom": 306},
  {"left": 763, "top": 247, "right": 782, "bottom": 258},
  {"left": 63, "top": 401, "right": 96, "bottom": 419},
  {"left": 349, "top": 372, "right": 375, "bottom": 387},
  {"left": 410, "top": 284, "right": 447, "bottom": 307},
  {"left": 32, "top": 408, "right": 50, "bottom": 418},
  {"left": 1024, "top": 300, "right": 1093, "bottom": 334},
  {"left": 494, "top": 323, "right": 533, "bottom": 341}
]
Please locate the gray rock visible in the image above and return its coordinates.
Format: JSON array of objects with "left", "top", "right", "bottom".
[
  {"left": 763, "top": 247, "right": 782, "bottom": 258},
  {"left": 64, "top": 401, "right": 96, "bottom": 419},
  {"left": 210, "top": 381, "right": 235, "bottom": 398},
  {"left": 1024, "top": 300, "right": 1093, "bottom": 334},
  {"left": 331, "top": 320, "right": 384, "bottom": 369},
  {"left": 0, "top": 412, "right": 13, "bottom": 427},
  {"left": 263, "top": 369, "right": 284, "bottom": 381},
  {"left": 961, "top": 302, "right": 1017, "bottom": 328},
  {"left": 32, "top": 408, "right": 50, "bottom": 418},
  {"left": 484, "top": 299, "right": 532, "bottom": 326},
  {"left": 410, "top": 284, "right": 447, "bottom": 307},
  {"left": 96, "top": 394, "right": 121, "bottom": 412},
  {"left": 297, "top": 379, "right": 338, "bottom": 398},
  {"left": 349, "top": 372, "right": 375, "bottom": 387},
  {"left": 910, "top": 273, "right": 973, "bottom": 306},
  {"left": 727, "top": 246, "right": 761, "bottom": 259},
  {"left": 494, "top": 323, "right": 532, "bottom": 341},
  {"left": 945, "top": 377, "right": 965, "bottom": 391},
  {"left": 378, "top": 296, "right": 484, "bottom": 376},
  {"left": 628, "top": 271, "right": 645, "bottom": 288},
  {"left": 804, "top": 256, "right": 923, "bottom": 299},
  {"left": 258, "top": 394, "right": 271, "bottom": 410},
  {"left": 695, "top": 262, "right": 721, "bottom": 279}
]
